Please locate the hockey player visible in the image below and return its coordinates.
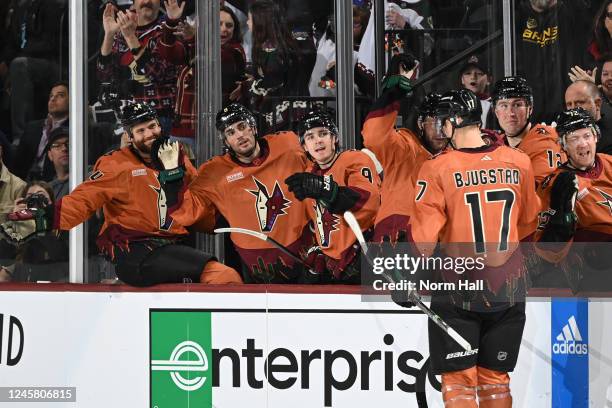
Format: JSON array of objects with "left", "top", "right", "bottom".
[
  {"left": 0, "top": 102, "right": 242, "bottom": 286},
  {"left": 491, "top": 76, "right": 566, "bottom": 185},
  {"left": 362, "top": 54, "right": 448, "bottom": 243},
  {"left": 285, "top": 110, "right": 381, "bottom": 282},
  {"left": 402, "top": 89, "right": 540, "bottom": 407},
  {"left": 170, "top": 103, "right": 313, "bottom": 283},
  {"left": 536, "top": 108, "right": 612, "bottom": 291}
]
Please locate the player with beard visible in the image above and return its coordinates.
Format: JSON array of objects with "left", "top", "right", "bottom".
[
  {"left": 491, "top": 76, "right": 566, "bottom": 186},
  {"left": 362, "top": 53, "right": 448, "bottom": 243},
  {"left": 0, "top": 102, "right": 242, "bottom": 287},
  {"left": 169, "top": 103, "right": 314, "bottom": 283},
  {"left": 536, "top": 108, "right": 612, "bottom": 291},
  {"left": 397, "top": 89, "right": 540, "bottom": 408},
  {"left": 285, "top": 110, "right": 381, "bottom": 282}
]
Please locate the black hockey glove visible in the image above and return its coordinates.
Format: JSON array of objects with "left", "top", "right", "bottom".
[
  {"left": 285, "top": 173, "right": 338, "bottom": 206},
  {"left": 541, "top": 171, "right": 578, "bottom": 242},
  {"left": 387, "top": 53, "right": 417, "bottom": 77}
]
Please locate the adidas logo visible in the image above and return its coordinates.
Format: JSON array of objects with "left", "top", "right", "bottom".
[
  {"left": 552, "top": 315, "right": 588, "bottom": 355},
  {"left": 481, "top": 155, "right": 492, "bottom": 161}
]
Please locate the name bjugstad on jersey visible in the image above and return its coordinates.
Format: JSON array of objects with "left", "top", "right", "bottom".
[{"left": 373, "top": 279, "right": 484, "bottom": 292}]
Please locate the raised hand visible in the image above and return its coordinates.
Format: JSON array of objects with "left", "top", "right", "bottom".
[
  {"left": 102, "top": 3, "right": 120, "bottom": 36},
  {"left": 164, "top": 0, "right": 186, "bottom": 21}
]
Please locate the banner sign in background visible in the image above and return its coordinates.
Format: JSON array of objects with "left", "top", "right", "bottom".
[{"left": 0, "top": 290, "right": 610, "bottom": 407}]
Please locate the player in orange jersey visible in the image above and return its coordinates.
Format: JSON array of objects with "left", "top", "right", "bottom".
[
  {"left": 536, "top": 108, "right": 612, "bottom": 291},
  {"left": 285, "top": 110, "right": 381, "bottom": 282},
  {"left": 362, "top": 54, "right": 448, "bottom": 243},
  {"left": 400, "top": 89, "right": 540, "bottom": 408},
  {"left": 170, "top": 103, "right": 314, "bottom": 283},
  {"left": 0, "top": 102, "right": 242, "bottom": 286},
  {"left": 491, "top": 76, "right": 566, "bottom": 186}
]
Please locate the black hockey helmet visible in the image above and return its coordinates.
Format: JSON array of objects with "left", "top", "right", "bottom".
[
  {"left": 491, "top": 76, "right": 533, "bottom": 106},
  {"left": 417, "top": 92, "right": 442, "bottom": 122},
  {"left": 556, "top": 108, "right": 600, "bottom": 146},
  {"left": 298, "top": 109, "right": 339, "bottom": 144},
  {"left": 435, "top": 89, "right": 482, "bottom": 130},
  {"left": 215, "top": 103, "right": 257, "bottom": 138},
  {"left": 120, "top": 101, "right": 158, "bottom": 133}
]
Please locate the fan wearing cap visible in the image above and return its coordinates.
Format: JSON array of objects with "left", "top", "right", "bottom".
[
  {"left": 401, "top": 89, "right": 541, "bottom": 408},
  {"left": 284, "top": 110, "right": 380, "bottom": 282},
  {"left": 536, "top": 108, "right": 612, "bottom": 289},
  {"left": 459, "top": 55, "right": 492, "bottom": 126},
  {"left": 491, "top": 76, "right": 566, "bottom": 186},
  {"left": 0, "top": 101, "right": 242, "bottom": 287},
  {"left": 45, "top": 126, "right": 70, "bottom": 201},
  {"left": 362, "top": 53, "right": 448, "bottom": 244},
  {"left": 170, "top": 103, "right": 314, "bottom": 283}
]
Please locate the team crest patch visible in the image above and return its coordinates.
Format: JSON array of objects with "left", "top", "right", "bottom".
[
  {"left": 247, "top": 177, "right": 290, "bottom": 232},
  {"left": 132, "top": 168, "right": 148, "bottom": 177},
  {"left": 595, "top": 188, "right": 612, "bottom": 215},
  {"left": 314, "top": 202, "right": 339, "bottom": 248},
  {"left": 226, "top": 171, "right": 244, "bottom": 183}
]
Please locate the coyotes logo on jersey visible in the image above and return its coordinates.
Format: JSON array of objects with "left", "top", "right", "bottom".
[
  {"left": 247, "top": 176, "right": 291, "bottom": 232},
  {"left": 314, "top": 201, "right": 340, "bottom": 248},
  {"left": 595, "top": 188, "right": 612, "bottom": 216}
]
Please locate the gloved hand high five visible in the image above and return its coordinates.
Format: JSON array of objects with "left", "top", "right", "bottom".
[
  {"left": 285, "top": 173, "right": 338, "bottom": 206},
  {"left": 152, "top": 137, "right": 184, "bottom": 183},
  {"left": 0, "top": 206, "right": 54, "bottom": 245}
]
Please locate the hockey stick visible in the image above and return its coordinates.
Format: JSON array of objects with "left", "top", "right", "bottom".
[
  {"left": 214, "top": 227, "right": 312, "bottom": 271},
  {"left": 343, "top": 211, "right": 472, "bottom": 352}
]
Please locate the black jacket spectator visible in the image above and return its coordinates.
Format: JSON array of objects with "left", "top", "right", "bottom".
[
  {"left": 515, "top": 0, "right": 591, "bottom": 123},
  {"left": 0, "top": 0, "right": 67, "bottom": 66}
]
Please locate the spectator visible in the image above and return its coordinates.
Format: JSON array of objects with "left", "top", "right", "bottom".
[
  {"left": 46, "top": 126, "right": 70, "bottom": 201},
  {"left": 564, "top": 79, "right": 612, "bottom": 154},
  {"left": 587, "top": 0, "right": 612, "bottom": 64},
  {"left": 0, "top": 131, "right": 25, "bottom": 223},
  {"left": 0, "top": 0, "right": 68, "bottom": 143},
  {"left": 385, "top": 0, "right": 435, "bottom": 60},
  {"left": 600, "top": 59, "right": 612, "bottom": 106},
  {"left": 97, "top": 0, "right": 181, "bottom": 133},
  {"left": 14, "top": 81, "right": 69, "bottom": 182},
  {"left": 8, "top": 180, "right": 68, "bottom": 282},
  {"left": 459, "top": 54, "right": 492, "bottom": 127},
  {"left": 353, "top": 5, "right": 371, "bottom": 52},
  {"left": 514, "top": 0, "right": 592, "bottom": 123},
  {"left": 246, "top": 0, "right": 311, "bottom": 132},
  {"left": 221, "top": 6, "right": 247, "bottom": 106},
  {"left": 157, "top": 3, "right": 247, "bottom": 146}
]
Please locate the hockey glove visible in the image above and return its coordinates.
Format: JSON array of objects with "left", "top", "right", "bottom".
[
  {"left": 381, "top": 74, "right": 413, "bottom": 95},
  {"left": 386, "top": 53, "right": 418, "bottom": 77},
  {"left": 541, "top": 171, "right": 578, "bottom": 242},
  {"left": 152, "top": 137, "right": 184, "bottom": 183},
  {"left": 285, "top": 173, "right": 338, "bottom": 206},
  {"left": 0, "top": 207, "right": 54, "bottom": 245}
]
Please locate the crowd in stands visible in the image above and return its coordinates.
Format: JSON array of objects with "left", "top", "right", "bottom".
[{"left": 0, "top": 0, "right": 611, "bottom": 285}]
